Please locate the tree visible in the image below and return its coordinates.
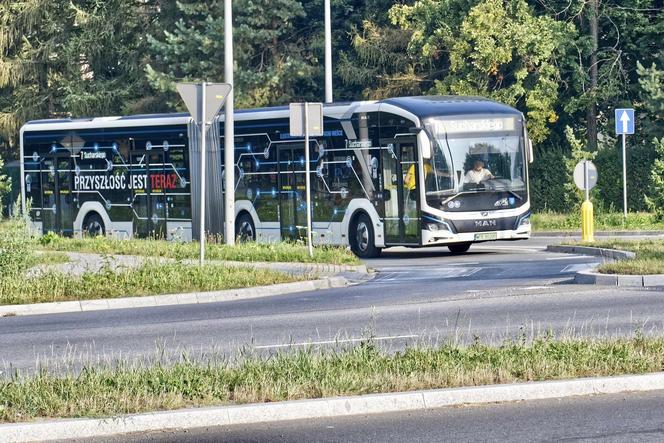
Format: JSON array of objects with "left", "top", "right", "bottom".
[
  {"left": 0, "top": 0, "right": 160, "bottom": 158},
  {"left": 146, "top": 0, "right": 319, "bottom": 109},
  {"left": 386, "top": 0, "right": 576, "bottom": 142}
]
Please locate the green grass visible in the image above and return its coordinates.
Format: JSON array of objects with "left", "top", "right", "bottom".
[
  {"left": 1, "top": 336, "right": 663, "bottom": 423},
  {"left": 532, "top": 211, "right": 664, "bottom": 232},
  {"left": 25, "top": 251, "right": 70, "bottom": 268},
  {"left": 0, "top": 261, "right": 303, "bottom": 305},
  {"left": 571, "top": 239, "right": 664, "bottom": 275},
  {"left": 39, "top": 235, "right": 360, "bottom": 265}
]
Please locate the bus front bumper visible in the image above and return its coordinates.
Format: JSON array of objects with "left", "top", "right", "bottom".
[{"left": 422, "top": 224, "right": 531, "bottom": 245}]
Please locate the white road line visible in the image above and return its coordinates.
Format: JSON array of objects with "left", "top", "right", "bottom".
[
  {"left": 561, "top": 263, "right": 595, "bottom": 273},
  {"left": 545, "top": 255, "right": 589, "bottom": 261},
  {"left": 254, "top": 334, "right": 419, "bottom": 350},
  {"left": 474, "top": 246, "right": 543, "bottom": 253}
]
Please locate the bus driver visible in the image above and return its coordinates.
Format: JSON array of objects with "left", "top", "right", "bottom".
[{"left": 464, "top": 159, "right": 494, "bottom": 184}]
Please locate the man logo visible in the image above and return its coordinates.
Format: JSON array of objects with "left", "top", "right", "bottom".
[{"left": 475, "top": 220, "right": 497, "bottom": 228}]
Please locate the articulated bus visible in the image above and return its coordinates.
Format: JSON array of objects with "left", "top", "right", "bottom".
[{"left": 20, "top": 96, "right": 532, "bottom": 257}]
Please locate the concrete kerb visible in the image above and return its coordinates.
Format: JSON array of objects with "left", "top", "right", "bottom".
[
  {"left": 546, "top": 244, "right": 664, "bottom": 287},
  {"left": 3, "top": 372, "right": 664, "bottom": 442},
  {"left": 0, "top": 276, "right": 351, "bottom": 318}
]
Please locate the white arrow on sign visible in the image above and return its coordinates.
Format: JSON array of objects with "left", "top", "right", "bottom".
[{"left": 620, "top": 110, "right": 630, "bottom": 134}]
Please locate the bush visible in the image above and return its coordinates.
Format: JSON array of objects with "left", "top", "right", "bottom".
[{"left": 0, "top": 216, "right": 34, "bottom": 277}]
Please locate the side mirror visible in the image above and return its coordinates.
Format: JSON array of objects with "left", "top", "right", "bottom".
[
  {"left": 528, "top": 139, "right": 534, "bottom": 164},
  {"left": 383, "top": 189, "right": 391, "bottom": 201}
]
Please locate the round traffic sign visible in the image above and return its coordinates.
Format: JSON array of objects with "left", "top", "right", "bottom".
[{"left": 573, "top": 160, "right": 598, "bottom": 191}]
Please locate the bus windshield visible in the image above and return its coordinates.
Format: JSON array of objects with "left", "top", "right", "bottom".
[{"left": 422, "top": 116, "right": 527, "bottom": 208}]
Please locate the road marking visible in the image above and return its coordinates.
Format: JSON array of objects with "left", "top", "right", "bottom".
[
  {"left": 561, "top": 263, "right": 595, "bottom": 273},
  {"left": 473, "top": 246, "right": 543, "bottom": 253},
  {"left": 545, "top": 255, "right": 589, "bottom": 261},
  {"left": 374, "top": 267, "right": 482, "bottom": 283},
  {"left": 253, "top": 334, "right": 419, "bottom": 350}
]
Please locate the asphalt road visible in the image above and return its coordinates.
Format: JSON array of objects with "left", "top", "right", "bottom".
[
  {"left": 65, "top": 390, "right": 664, "bottom": 443},
  {"left": 2, "top": 238, "right": 664, "bottom": 374}
]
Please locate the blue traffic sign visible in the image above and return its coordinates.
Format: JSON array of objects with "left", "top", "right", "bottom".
[{"left": 615, "top": 108, "right": 635, "bottom": 135}]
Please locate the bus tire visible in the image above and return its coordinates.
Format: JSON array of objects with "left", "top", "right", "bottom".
[
  {"left": 83, "top": 213, "right": 105, "bottom": 237},
  {"left": 235, "top": 212, "right": 256, "bottom": 242},
  {"left": 448, "top": 242, "right": 471, "bottom": 254},
  {"left": 350, "top": 213, "right": 381, "bottom": 258}
]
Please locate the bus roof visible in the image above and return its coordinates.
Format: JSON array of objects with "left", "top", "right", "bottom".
[
  {"left": 382, "top": 96, "right": 522, "bottom": 119},
  {"left": 21, "top": 96, "right": 521, "bottom": 132}
]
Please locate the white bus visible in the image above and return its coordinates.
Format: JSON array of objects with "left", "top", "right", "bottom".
[{"left": 21, "top": 95, "right": 532, "bottom": 257}]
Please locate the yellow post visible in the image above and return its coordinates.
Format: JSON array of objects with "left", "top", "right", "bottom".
[{"left": 581, "top": 199, "right": 594, "bottom": 242}]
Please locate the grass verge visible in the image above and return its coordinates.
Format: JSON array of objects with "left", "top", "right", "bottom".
[
  {"left": 596, "top": 240, "right": 664, "bottom": 275},
  {"left": 1, "top": 336, "right": 663, "bottom": 423},
  {"left": 25, "top": 251, "right": 70, "bottom": 268},
  {"left": 0, "top": 261, "right": 304, "bottom": 305},
  {"left": 39, "top": 235, "right": 360, "bottom": 265},
  {"left": 568, "top": 239, "right": 664, "bottom": 275},
  {"left": 532, "top": 211, "right": 664, "bottom": 232}
]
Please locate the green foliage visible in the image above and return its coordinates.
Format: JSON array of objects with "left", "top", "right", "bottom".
[
  {"left": 646, "top": 138, "right": 664, "bottom": 220},
  {"left": 531, "top": 211, "right": 664, "bottom": 232},
  {"left": 0, "top": 0, "right": 661, "bottom": 212},
  {"left": 146, "top": 0, "right": 318, "bottom": 109},
  {"left": 39, "top": 236, "right": 360, "bottom": 265},
  {"left": 529, "top": 147, "right": 568, "bottom": 212},
  {"left": 3, "top": 336, "right": 664, "bottom": 422},
  {"left": 0, "top": 0, "right": 160, "bottom": 154},
  {"left": 0, "top": 155, "right": 10, "bottom": 209},
  {"left": 0, "top": 261, "right": 302, "bottom": 305},
  {"left": 0, "top": 216, "right": 33, "bottom": 278}
]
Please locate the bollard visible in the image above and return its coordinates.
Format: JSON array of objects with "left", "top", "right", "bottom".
[{"left": 581, "top": 200, "right": 594, "bottom": 242}]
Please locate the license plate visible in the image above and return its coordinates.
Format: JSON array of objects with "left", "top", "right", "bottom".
[{"left": 475, "top": 232, "right": 497, "bottom": 241}]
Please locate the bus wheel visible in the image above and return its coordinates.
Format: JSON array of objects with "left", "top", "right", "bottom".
[
  {"left": 235, "top": 213, "right": 256, "bottom": 242},
  {"left": 351, "top": 213, "right": 380, "bottom": 258},
  {"left": 83, "top": 213, "right": 105, "bottom": 237},
  {"left": 448, "top": 242, "right": 471, "bottom": 254}
]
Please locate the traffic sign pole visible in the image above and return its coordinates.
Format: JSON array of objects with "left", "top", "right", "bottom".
[
  {"left": 199, "top": 82, "right": 207, "bottom": 265},
  {"left": 614, "top": 108, "right": 634, "bottom": 219},
  {"left": 304, "top": 103, "right": 313, "bottom": 258},
  {"left": 574, "top": 160, "right": 597, "bottom": 243},
  {"left": 622, "top": 133, "right": 627, "bottom": 218}
]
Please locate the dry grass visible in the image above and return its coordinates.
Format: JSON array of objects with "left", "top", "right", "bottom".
[
  {"left": 0, "top": 261, "right": 304, "bottom": 305},
  {"left": 2, "top": 336, "right": 663, "bottom": 422}
]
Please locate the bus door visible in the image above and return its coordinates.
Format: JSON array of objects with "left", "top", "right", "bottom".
[
  {"left": 381, "top": 136, "right": 420, "bottom": 245},
  {"left": 41, "top": 153, "right": 74, "bottom": 235},
  {"left": 130, "top": 150, "right": 167, "bottom": 238},
  {"left": 277, "top": 144, "right": 306, "bottom": 241}
]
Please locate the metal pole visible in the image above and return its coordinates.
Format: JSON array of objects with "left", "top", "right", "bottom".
[
  {"left": 622, "top": 133, "right": 627, "bottom": 217},
  {"left": 224, "top": 0, "right": 235, "bottom": 245},
  {"left": 200, "top": 82, "right": 207, "bottom": 265},
  {"left": 324, "top": 0, "right": 333, "bottom": 104},
  {"left": 304, "top": 103, "right": 313, "bottom": 257},
  {"left": 584, "top": 160, "right": 589, "bottom": 202}
]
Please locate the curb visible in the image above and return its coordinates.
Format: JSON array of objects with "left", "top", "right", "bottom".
[
  {"left": 546, "top": 245, "right": 664, "bottom": 287},
  {"left": 2, "top": 372, "right": 664, "bottom": 442},
  {"left": 533, "top": 230, "right": 664, "bottom": 237},
  {"left": 546, "top": 244, "right": 636, "bottom": 260},
  {"left": 574, "top": 270, "right": 664, "bottom": 287},
  {"left": 0, "top": 276, "right": 348, "bottom": 318}
]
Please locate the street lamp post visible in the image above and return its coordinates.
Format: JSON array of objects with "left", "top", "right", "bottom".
[
  {"left": 324, "top": 0, "right": 332, "bottom": 104},
  {"left": 224, "top": 0, "right": 235, "bottom": 245}
]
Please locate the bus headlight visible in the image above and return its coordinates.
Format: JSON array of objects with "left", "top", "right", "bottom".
[{"left": 518, "top": 216, "right": 530, "bottom": 227}]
